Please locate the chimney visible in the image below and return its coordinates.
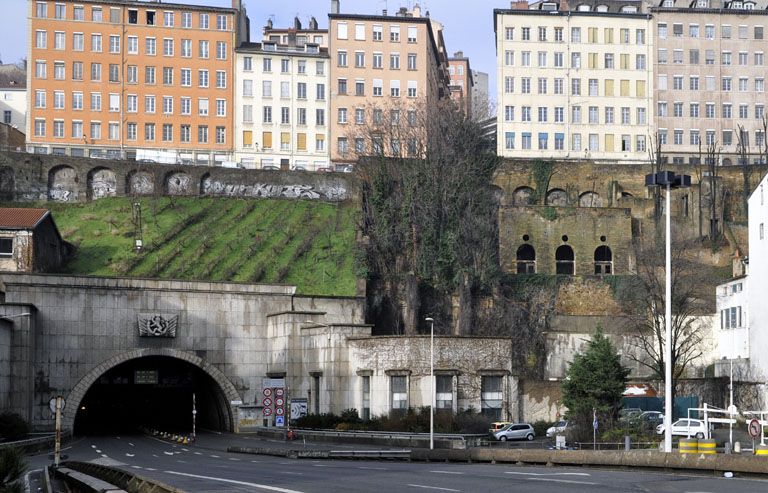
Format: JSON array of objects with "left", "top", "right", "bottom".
[
  {"left": 309, "top": 16, "right": 318, "bottom": 30},
  {"left": 511, "top": 0, "right": 529, "bottom": 9},
  {"left": 413, "top": 4, "right": 421, "bottom": 17},
  {"left": 266, "top": 18, "right": 273, "bottom": 29},
  {"left": 232, "top": 0, "right": 241, "bottom": 10},
  {"left": 383, "top": 9, "right": 388, "bottom": 15},
  {"left": 331, "top": 0, "right": 340, "bottom": 14},
  {"left": 454, "top": 50, "right": 464, "bottom": 58},
  {"left": 294, "top": 16, "right": 302, "bottom": 30}
]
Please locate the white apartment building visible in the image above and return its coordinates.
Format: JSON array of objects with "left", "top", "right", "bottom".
[
  {"left": 0, "top": 64, "right": 27, "bottom": 131},
  {"left": 234, "top": 41, "right": 330, "bottom": 170},
  {"left": 747, "top": 177, "right": 768, "bottom": 388},
  {"left": 494, "top": 1, "right": 653, "bottom": 161}
]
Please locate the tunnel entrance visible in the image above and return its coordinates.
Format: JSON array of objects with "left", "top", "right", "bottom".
[{"left": 73, "top": 356, "right": 230, "bottom": 435}]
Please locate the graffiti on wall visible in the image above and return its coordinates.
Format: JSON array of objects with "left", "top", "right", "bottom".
[
  {"left": 166, "top": 173, "right": 192, "bottom": 195},
  {"left": 48, "top": 166, "right": 78, "bottom": 202},
  {"left": 201, "top": 177, "right": 347, "bottom": 201},
  {"left": 129, "top": 171, "right": 155, "bottom": 195},
  {"left": 90, "top": 169, "right": 117, "bottom": 199}
]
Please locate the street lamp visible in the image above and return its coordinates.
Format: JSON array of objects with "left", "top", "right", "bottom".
[
  {"left": 425, "top": 317, "right": 435, "bottom": 450},
  {"left": 645, "top": 170, "right": 691, "bottom": 453}
]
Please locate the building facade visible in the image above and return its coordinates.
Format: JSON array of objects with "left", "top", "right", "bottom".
[
  {"left": 26, "top": 0, "right": 247, "bottom": 164},
  {"left": 448, "top": 51, "right": 473, "bottom": 116},
  {"left": 328, "top": 6, "right": 449, "bottom": 164},
  {"left": 234, "top": 39, "right": 330, "bottom": 170},
  {"left": 652, "top": 3, "right": 768, "bottom": 165},
  {"left": 471, "top": 69, "right": 490, "bottom": 120},
  {"left": 0, "top": 64, "right": 27, "bottom": 132},
  {"left": 495, "top": 1, "right": 654, "bottom": 162}
]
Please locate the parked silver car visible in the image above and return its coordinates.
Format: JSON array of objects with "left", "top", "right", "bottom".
[{"left": 494, "top": 423, "right": 535, "bottom": 441}]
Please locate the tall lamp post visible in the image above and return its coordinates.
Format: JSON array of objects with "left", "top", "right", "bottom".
[
  {"left": 425, "top": 317, "right": 435, "bottom": 450},
  {"left": 645, "top": 170, "right": 691, "bottom": 453}
]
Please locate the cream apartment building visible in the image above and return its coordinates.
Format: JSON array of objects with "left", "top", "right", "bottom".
[
  {"left": 495, "top": 1, "right": 654, "bottom": 162},
  {"left": 234, "top": 38, "right": 330, "bottom": 170},
  {"left": 328, "top": 5, "right": 449, "bottom": 164},
  {"left": 448, "top": 51, "right": 474, "bottom": 117},
  {"left": 27, "top": 0, "right": 247, "bottom": 163},
  {"left": 653, "top": 1, "right": 768, "bottom": 165}
]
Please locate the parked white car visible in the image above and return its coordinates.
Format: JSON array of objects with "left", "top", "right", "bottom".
[
  {"left": 546, "top": 420, "right": 568, "bottom": 437},
  {"left": 656, "top": 418, "right": 707, "bottom": 439}
]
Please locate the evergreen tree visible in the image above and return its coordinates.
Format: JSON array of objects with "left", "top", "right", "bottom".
[{"left": 561, "top": 327, "right": 630, "bottom": 431}]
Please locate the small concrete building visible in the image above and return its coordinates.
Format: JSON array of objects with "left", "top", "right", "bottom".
[{"left": 0, "top": 208, "right": 68, "bottom": 273}]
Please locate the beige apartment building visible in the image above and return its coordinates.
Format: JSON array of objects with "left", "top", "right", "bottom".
[
  {"left": 448, "top": 51, "right": 474, "bottom": 117},
  {"left": 328, "top": 4, "right": 449, "bottom": 164},
  {"left": 495, "top": 1, "right": 654, "bottom": 162},
  {"left": 27, "top": 0, "right": 247, "bottom": 164},
  {"left": 234, "top": 35, "right": 330, "bottom": 170},
  {"left": 652, "top": 1, "right": 768, "bottom": 165}
]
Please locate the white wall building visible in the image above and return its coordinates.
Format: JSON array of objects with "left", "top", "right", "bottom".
[
  {"left": 0, "top": 64, "right": 27, "bottom": 132},
  {"left": 234, "top": 40, "right": 330, "bottom": 170},
  {"left": 748, "top": 177, "right": 768, "bottom": 384},
  {"left": 494, "top": 1, "right": 654, "bottom": 161}
]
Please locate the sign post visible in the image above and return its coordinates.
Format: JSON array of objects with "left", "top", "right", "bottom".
[
  {"left": 749, "top": 418, "right": 761, "bottom": 450},
  {"left": 592, "top": 408, "right": 598, "bottom": 450},
  {"left": 53, "top": 396, "right": 64, "bottom": 467},
  {"left": 192, "top": 392, "right": 197, "bottom": 441}
]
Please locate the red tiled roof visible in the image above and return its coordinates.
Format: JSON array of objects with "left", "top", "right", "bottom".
[{"left": 0, "top": 208, "right": 50, "bottom": 229}]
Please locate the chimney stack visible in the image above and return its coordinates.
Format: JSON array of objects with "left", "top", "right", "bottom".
[
  {"left": 413, "top": 4, "right": 421, "bottom": 17},
  {"left": 511, "top": 0, "right": 529, "bottom": 9},
  {"left": 310, "top": 16, "right": 318, "bottom": 30},
  {"left": 331, "top": 0, "right": 340, "bottom": 14},
  {"left": 294, "top": 17, "right": 302, "bottom": 30},
  {"left": 383, "top": 8, "right": 388, "bottom": 15}
]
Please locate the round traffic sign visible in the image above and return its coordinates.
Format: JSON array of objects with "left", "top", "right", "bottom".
[
  {"left": 275, "top": 397, "right": 284, "bottom": 406},
  {"left": 749, "top": 419, "right": 761, "bottom": 439},
  {"left": 263, "top": 388, "right": 272, "bottom": 397},
  {"left": 275, "top": 407, "right": 284, "bottom": 416},
  {"left": 262, "top": 398, "right": 272, "bottom": 407},
  {"left": 275, "top": 388, "right": 284, "bottom": 397},
  {"left": 263, "top": 407, "right": 273, "bottom": 416}
]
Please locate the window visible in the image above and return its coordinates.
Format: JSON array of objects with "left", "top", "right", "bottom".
[
  {"left": 658, "top": 23, "right": 667, "bottom": 39},
  {"left": 605, "top": 107, "right": 615, "bottom": 123},
  {"left": 198, "top": 125, "right": 208, "bottom": 143},
  {"left": 481, "top": 376, "right": 503, "bottom": 420},
  {"left": 505, "top": 132, "right": 515, "bottom": 149},
  {"left": 34, "top": 119, "right": 45, "bottom": 137},
  {"left": 556, "top": 245, "right": 575, "bottom": 275},
  {"left": 723, "top": 77, "right": 732, "bottom": 91},
  {"left": 54, "top": 31, "right": 65, "bottom": 50},
  {"left": 36, "top": 2, "right": 47, "bottom": 18},
  {"left": 163, "top": 38, "right": 174, "bottom": 56},
  {"left": 162, "top": 67, "right": 173, "bottom": 85},
  {"left": 162, "top": 123, "right": 173, "bottom": 142},
  {"left": 53, "top": 120, "right": 64, "bottom": 138},
  {"left": 390, "top": 80, "right": 400, "bottom": 97},
  {"left": 54, "top": 62, "right": 65, "bottom": 80},
  {"left": 162, "top": 96, "right": 173, "bottom": 114},
  {"left": 217, "top": 14, "right": 227, "bottom": 30},
  {"left": 522, "top": 27, "right": 531, "bottom": 40},
  {"left": 146, "top": 37, "right": 156, "bottom": 56},
  {"left": 109, "top": 35, "right": 120, "bottom": 53},
  {"left": 589, "top": 106, "right": 598, "bottom": 124},
  {"left": 215, "top": 126, "right": 225, "bottom": 144},
  {"left": 407, "top": 53, "right": 417, "bottom": 70},
  {"left": 391, "top": 376, "right": 407, "bottom": 411},
  {"left": 390, "top": 25, "right": 400, "bottom": 42},
  {"left": 198, "top": 69, "right": 208, "bottom": 87},
  {"left": 54, "top": 3, "right": 65, "bottom": 19},
  {"left": 436, "top": 375, "right": 453, "bottom": 411},
  {"left": 53, "top": 91, "right": 64, "bottom": 109},
  {"left": 182, "top": 11, "right": 192, "bottom": 28},
  {"left": 164, "top": 11, "right": 174, "bottom": 27},
  {"left": 390, "top": 53, "right": 400, "bottom": 69},
  {"left": 199, "top": 13, "right": 209, "bottom": 29},
  {"left": 71, "top": 121, "right": 83, "bottom": 138},
  {"left": 706, "top": 103, "right": 715, "bottom": 118}
]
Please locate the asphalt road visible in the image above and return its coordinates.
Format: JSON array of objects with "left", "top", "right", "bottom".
[{"left": 24, "top": 433, "right": 768, "bottom": 493}]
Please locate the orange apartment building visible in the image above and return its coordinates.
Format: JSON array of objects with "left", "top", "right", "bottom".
[
  {"left": 328, "top": 3, "right": 449, "bottom": 164},
  {"left": 27, "top": 0, "right": 248, "bottom": 164},
  {"left": 447, "top": 51, "right": 473, "bottom": 117}
]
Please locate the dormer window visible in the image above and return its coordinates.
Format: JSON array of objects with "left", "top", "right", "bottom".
[
  {"left": 729, "top": 0, "right": 743, "bottom": 7},
  {"left": 596, "top": 4, "right": 609, "bottom": 11},
  {"left": 621, "top": 5, "right": 638, "bottom": 12},
  {"left": 696, "top": 0, "right": 709, "bottom": 7},
  {"left": 263, "top": 42, "right": 276, "bottom": 51},
  {"left": 744, "top": 1, "right": 755, "bottom": 8},
  {"left": 662, "top": 0, "right": 674, "bottom": 6},
  {"left": 306, "top": 44, "right": 319, "bottom": 54},
  {"left": 577, "top": 4, "right": 591, "bottom": 11}
]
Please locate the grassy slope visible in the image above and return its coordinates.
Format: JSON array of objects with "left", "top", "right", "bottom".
[{"left": 38, "top": 197, "right": 358, "bottom": 296}]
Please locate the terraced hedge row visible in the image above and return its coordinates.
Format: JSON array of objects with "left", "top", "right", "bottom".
[{"left": 39, "top": 197, "right": 358, "bottom": 296}]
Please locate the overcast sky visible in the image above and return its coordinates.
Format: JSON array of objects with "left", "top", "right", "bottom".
[{"left": 1, "top": 0, "right": 502, "bottom": 102}]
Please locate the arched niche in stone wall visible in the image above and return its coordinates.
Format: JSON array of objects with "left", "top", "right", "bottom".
[
  {"left": 164, "top": 171, "right": 192, "bottom": 195},
  {"left": 87, "top": 167, "right": 117, "bottom": 200},
  {"left": 545, "top": 188, "right": 568, "bottom": 206},
  {"left": 47, "top": 165, "right": 79, "bottom": 202},
  {"left": 0, "top": 166, "right": 15, "bottom": 201},
  {"left": 127, "top": 170, "right": 155, "bottom": 196},
  {"left": 512, "top": 186, "right": 535, "bottom": 205},
  {"left": 578, "top": 191, "right": 602, "bottom": 207},
  {"left": 200, "top": 172, "right": 212, "bottom": 195}
]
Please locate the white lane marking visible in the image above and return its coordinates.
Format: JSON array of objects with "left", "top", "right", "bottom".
[
  {"left": 163, "top": 452, "right": 174, "bottom": 456},
  {"left": 164, "top": 470, "right": 306, "bottom": 493},
  {"left": 251, "top": 460, "right": 261, "bottom": 463},
  {"left": 145, "top": 468, "right": 157, "bottom": 472},
  {"left": 210, "top": 455, "right": 220, "bottom": 458},
  {"left": 228, "top": 458, "right": 241, "bottom": 461},
  {"left": 128, "top": 443, "right": 135, "bottom": 447},
  {"left": 506, "top": 472, "right": 591, "bottom": 477},
  {"left": 357, "top": 466, "right": 387, "bottom": 470},
  {"left": 177, "top": 460, "right": 188, "bottom": 463},
  {"left": 406, "top": 485, "right": 461, "bottom": 492},
  {"left": 130, "top": 465, "right": 143, "bottom": 469},
  {"left": 91, "top": 445, "right": 97, "bottom": 449},
  {"left": 282, "top": 472, "right": 304, "bottom": 476},
  {"left": 152, "top": 454, "right": 159, "bottom": 458},
  {"left": 125, "top": 453, "right": 135, "bottom": 457},
  {"left": 430, "top": 471, "right": 464, "bottom": 475},
  {"left": 312, "top": 464, "right": 329, "bottom": 467},
  {"left": 100, "top": 454, "right": 108, "bottom": 458},
  {"left": 182, "top": 448, "right": 189, "bottom": 452},
  {"left": 526, "top": 478, "right": 599, "bottom": 485},
  {"left": 278, "top": 462, "right": 292, "bottom": 465},
  {"left": 194, "top": 452, "right": 202, "bottom": 455},
  {"left": 95, "top": 449, "right": 102, "bottom": 453}
]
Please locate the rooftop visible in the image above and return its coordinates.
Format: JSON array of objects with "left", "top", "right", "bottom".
[
  {"left": 0, "top": 208, "right": 50, "bottom": 230},
  {"left": 0, "top": 64, "right": 26, "bottom": 90}
]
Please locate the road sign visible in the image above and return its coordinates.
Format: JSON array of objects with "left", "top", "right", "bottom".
[
  {"left": 263, "top": 388, "right": 272, "bottom": 397},
  {"left": 276, "top": 407, "right": 284, "bottom": 416},
  {"left": 749, "top": 419, "right": 761, "bottom": 439},
  {"left": 291, "top": 399, "right": 308, "bottom": 420},
  {"left": 262, "top": 398, "right": 272, "bottom": 407},
  {"left": 49, "top": 397, "right": 65, "bottom": 415},
  {"left": 275, "top": 397, "right": 284, "bottom": 407},
  {"left": 275, "top": 416, "right": 285, "bottom": 427},
  {"left": 263, "top": 407, "right": 273, "bottom": 416},
  {"left": 275, "top": 388, "right": 284, "bottom": 397}
]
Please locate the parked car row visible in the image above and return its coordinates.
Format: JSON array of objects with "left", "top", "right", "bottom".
[{"left": 493, "top": 423, "right": 536, "bottom": 441}]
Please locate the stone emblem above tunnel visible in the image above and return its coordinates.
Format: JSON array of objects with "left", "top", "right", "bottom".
[{"left": 137, "top": 314, "right": 179, "bottom": 338}]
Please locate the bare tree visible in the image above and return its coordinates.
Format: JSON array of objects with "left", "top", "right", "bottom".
[
  {"left": 706, "top": 141, "right": 721, "bottom": 244},
  {"left": 355, "top": 99, "right": 500, "bottom": 335},
  {"left": 625, "top": 235, "right": 710, "bottom": 409},
  {"left": 737, "top": 124, "right": 752, "bottom": 219}
]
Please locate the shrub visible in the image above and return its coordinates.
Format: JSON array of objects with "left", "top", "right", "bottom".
[
  {"left": 0, "top": 413, "right": 28, "bottom": 441},
  {"left": 532, "top": 420, "right": 553, "bottom": 438},
  {"left": 294, "top": 413, "right": 341, "bottom": 430},
  {"left": 0, "top": 447, "right": 26, "bottom": 493}
]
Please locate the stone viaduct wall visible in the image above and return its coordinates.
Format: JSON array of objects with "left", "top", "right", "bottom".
[{"left": 0, "top": 151, "right": 356, "bottom": 203}]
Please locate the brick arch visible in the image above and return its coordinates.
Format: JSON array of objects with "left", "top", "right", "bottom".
[{"left": 63, "top": 348, "right": 240, "bottom": 431}]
